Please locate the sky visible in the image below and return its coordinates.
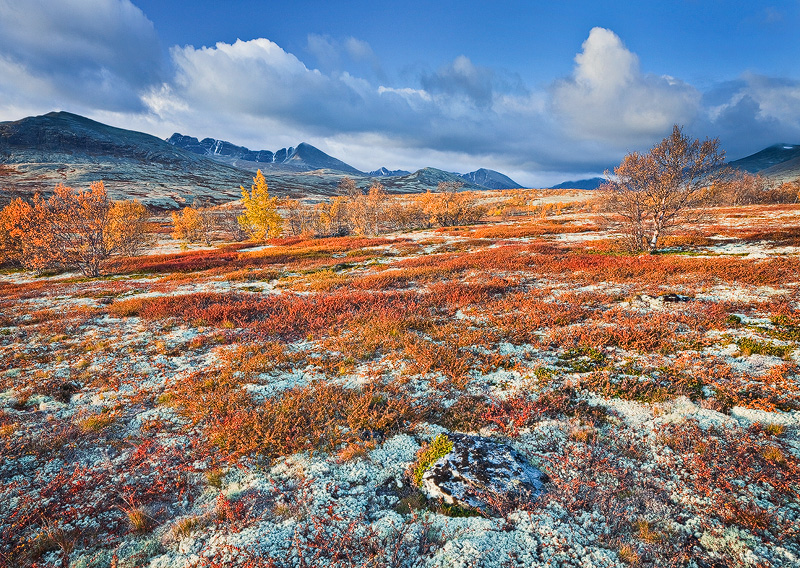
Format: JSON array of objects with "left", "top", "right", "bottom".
[{"left": 0, "top": 0, "right": 799, "bottom": 187}]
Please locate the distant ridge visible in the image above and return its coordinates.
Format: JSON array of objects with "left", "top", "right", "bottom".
[
  {"left": 167, "top": 133, "right": 363, "bottom": 175},
  {"left": 0, "top": 111, "right": 253, "bottom": 208},
  {"left": 1, "top": 111, "right": 634, "bottom": 207},
  {"left": 460, "top": 168, "right": 522, "bottom": 189},
  {"left": 729, "top": 143, "right": 800, "bottom": 182},
  {"left": 369, "top": 167, "right": 411, "bottom": 177},
  {"left": 549, "top": 177, "right": 605, "bottom": 190},
  {"left": 380, "top": 167, "right": 486, "bottom": 193}
]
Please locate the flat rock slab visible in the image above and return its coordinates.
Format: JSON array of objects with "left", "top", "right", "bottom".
[{"left": 421, "top": 433, "right": 547, "bottom": 515}]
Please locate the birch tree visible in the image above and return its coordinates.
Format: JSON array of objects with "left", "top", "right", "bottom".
[{"left": 604, "top": 125, "right": 727, "bottom": 252}]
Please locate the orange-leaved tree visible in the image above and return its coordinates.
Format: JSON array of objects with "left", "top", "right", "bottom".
[
  {"left": 171, "top": 204, "right": 216, "bottom": 246},
  {"left": 418, "top": 181, "right": 486, "bottom": 227},
  {"left": 238, "top": 170, "right": 283, "bottom": 240},
  {"left": 349, "top": 181, "right": 387, "bottom": 236},
  {"left": 107, "top": 199, "right": 153, "bottom": 256},
  {"left": 0, "top": 181, "right": 152, "bottom": 276},
  {"left": 44, "top": 181, "right": 153, "bottom": 276},
  {"left": 0, "top": 197, "right": 51, "bottom": 268},
  {"left": 603, "top": 125, "right": 727, "bottom": 253}
]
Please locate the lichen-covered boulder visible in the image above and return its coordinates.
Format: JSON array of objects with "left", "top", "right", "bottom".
[{"left": 420, "top": 433, "right": 547, "bottom": 515}]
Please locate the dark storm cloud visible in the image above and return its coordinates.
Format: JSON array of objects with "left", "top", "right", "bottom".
[
  {"left": 0, "top": 0, "right": 164, "bottom": 112},
  {"left": 698, "top": 74, "right": 800, "bottom": 159}
]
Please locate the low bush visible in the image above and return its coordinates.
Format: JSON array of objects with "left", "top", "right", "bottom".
[{"left": 172, "top": 373, "right": 420, "bottom": 461}]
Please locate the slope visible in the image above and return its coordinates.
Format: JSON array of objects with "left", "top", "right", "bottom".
[{"left": 0, "top": 112, "right": 253, "bottom": 208}]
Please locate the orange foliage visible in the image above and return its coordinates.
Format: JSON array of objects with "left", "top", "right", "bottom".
[{"left": 0, "top": 182, "right": 152, "bottom": 275}]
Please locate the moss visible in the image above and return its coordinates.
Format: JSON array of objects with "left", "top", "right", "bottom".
[
  {"left": 78, "top": 412, "right": 115, "bottom": 432},
  {"left": 434, "top": 501, "right": 483, "bottom": 518},
  {"left": 412, "top": 433, "right": 453, "bottom": 487},
  {"left": 558, "top": 347, "right": 608, "bottom": 373},
  {"left": 205, "top": 467, "right": 225, "bottom": 489},
  {"left": 736, "top": 337, "right": 791, "bottom": 358},
  {"left": 770, "top": 314, "right": 800, "bottom": 341}
]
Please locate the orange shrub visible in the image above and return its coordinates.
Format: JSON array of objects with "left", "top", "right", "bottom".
[{"left": 176, "top": 378, "right": 419, "bottom": 460}]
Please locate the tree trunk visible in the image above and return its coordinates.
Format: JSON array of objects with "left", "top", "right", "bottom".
[{"left": 648, "top": 226, "right": 661, "bottom": 252}]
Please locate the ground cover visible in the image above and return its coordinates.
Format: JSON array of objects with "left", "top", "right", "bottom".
[{"left": 1, "top": 204, "right": 799, "bottom": 567}]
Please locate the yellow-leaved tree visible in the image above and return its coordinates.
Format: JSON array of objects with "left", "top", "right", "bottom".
[{"left": 238, "top": 170, "right": 283, "bottom": 240}]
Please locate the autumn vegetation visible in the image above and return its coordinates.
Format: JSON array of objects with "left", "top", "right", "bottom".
[
  {"left": 3, "top": 130, "right": 800, "bottom": 566},
  {"left": 0, "top": 181, "right": 151, "bottom": 276}
]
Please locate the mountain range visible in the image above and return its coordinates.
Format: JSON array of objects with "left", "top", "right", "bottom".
[
  {"left": 166, "top": 134, "right": 363, "bottom": 175},
  {"left": 549, "top": 177, "right": 607, "bottom": 190},
  {"left": 0, "top": 112, "right": 525, "bottom": 207},
  {"left": 167, "top": 132, "right": 522, "bottom": 189},
  {"left": 1, "top": 111, "right": 798, "bottom": 208},
  {"left": 553, "top": 144, "right": 800, "bottom": 190},
  {"left": 0, "top": 112, "right": 251, "bottom": 208},
  {"left": 728, "top": 143, "right": 800, "bottom": 183}
]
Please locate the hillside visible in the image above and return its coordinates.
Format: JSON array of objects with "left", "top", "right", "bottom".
[
  {"left": 549, "top": 177, "right": 606, "bottom": 190},
  {"left": 0, "top": 112, "right": 253, "bottom": 208},
  {"left": 460, "top": 168, "right": 522, "bottom": 189},
  {"left": 2, "top": 202, "right": 799, "bottom": 567},
  {"left": 380, "top": 167, "right": 486, "bottom": 193},
  {"left": 729, "top": 143, "right": 800, "bottom": 182}
]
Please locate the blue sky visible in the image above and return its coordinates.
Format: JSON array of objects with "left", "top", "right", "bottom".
[{"left": 1, "top": 0, "right": 799, "bottom": 186}]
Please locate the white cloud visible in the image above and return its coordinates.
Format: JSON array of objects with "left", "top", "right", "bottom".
[
  {"left": 169, "top": 38, "right": 328, "bottom": 117},
  {"left": 3, "top": 14, "right": 799, "bottom": 182},
  {"left": 344, "top": 37, "right": 376, "bottom": 62},
  {"left": 551, "top": 27, "right": 700, "bottom": 146},
  {"left": 306, "top": 34, "right": 384, "bottom": 79},
  {"left": 306, "top": 34, "right": 340, "bottom": 72},
  {"left": 138, "top": 37, "right": 629, "bottom": 176}
]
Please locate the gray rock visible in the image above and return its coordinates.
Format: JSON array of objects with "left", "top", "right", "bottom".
[
  {"left": 421, "top": 434, "right": 547, "bottom": 515},
  {"left": 660, "top": 293, "right": 691, "bottom": 303}
]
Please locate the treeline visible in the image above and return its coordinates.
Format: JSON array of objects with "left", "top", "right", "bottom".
[
  {"left": 170, "top": 171, "right": 488, "bottom": 246},
  {"left": 0, "top": 171, "right": 489, "bottom": 275},
  {"left": 3, "top": 166, "right": 797, "bottom": 276},
  {"left": 709, "top": 173, "right": 800, "bottom": 207}
]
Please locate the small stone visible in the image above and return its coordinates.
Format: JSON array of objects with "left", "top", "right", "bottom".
[{"left": 661, "top": 293, "right": 691, "bottom": 302}]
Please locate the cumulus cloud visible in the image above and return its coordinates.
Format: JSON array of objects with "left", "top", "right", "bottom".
[
  {"left": 153, "top": 34, "right": 797, "bottom": 173},
  {"left": 4, "top": 13, "right": 799, "bottom": 184},
  {"left": 551, "top": 27, "right": 700, "bottom": 146},
  {"left": 0, "top": 0, "right": 163, "bottom": 112},
  {"left": 138, "top": 36, "right": 630, "bottom": 181},
  {"left": 155, "top": 37, "right": 429, "bottom": 141}
]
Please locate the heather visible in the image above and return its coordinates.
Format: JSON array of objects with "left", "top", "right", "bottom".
[{"left": 1, "top": 196, "right": 799, "bottom": 568}]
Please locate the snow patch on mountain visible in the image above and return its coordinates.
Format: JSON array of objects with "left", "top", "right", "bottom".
[{"left": 368, "top": 167, "right": 412, "bottom": 177}]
